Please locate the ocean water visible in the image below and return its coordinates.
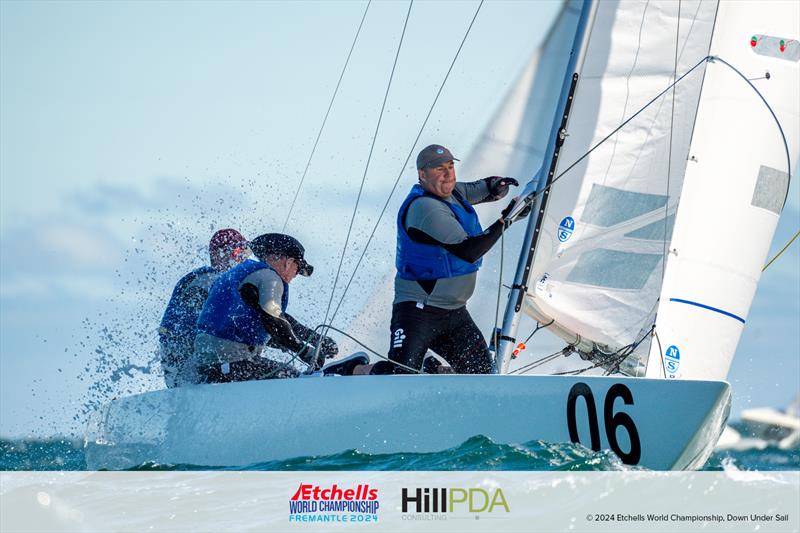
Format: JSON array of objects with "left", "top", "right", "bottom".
[{"left": 2, "top": 435, "right": 797, "bottom": 472}]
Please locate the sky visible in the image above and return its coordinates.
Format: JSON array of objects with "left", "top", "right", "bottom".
[{"left": 0, "top": 0, "right": 797, "bottom": 439}]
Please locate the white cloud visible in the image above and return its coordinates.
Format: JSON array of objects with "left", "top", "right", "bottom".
[{"left": 37, "top": 225, "right": 120, "bottom": 269}]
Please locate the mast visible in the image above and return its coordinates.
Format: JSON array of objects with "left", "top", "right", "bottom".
[{"left": 495, "top": 0, "right": 598, "bottom": 374}]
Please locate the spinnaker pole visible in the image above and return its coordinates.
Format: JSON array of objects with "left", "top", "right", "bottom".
[{"left": 495, "top": 0, "right": 599, "bottom": 374}]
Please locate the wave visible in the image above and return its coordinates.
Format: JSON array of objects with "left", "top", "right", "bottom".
[{"left": 2, "top": 435, "right": 797, "bottom": 471}]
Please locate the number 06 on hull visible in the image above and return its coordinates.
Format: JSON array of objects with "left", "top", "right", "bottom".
[{"left": 85, "top": 375, "right": 730, "bottom": 471}]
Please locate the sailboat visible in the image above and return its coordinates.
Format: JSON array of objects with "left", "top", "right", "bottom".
[
  {"left": 739, "top": 395, "right": 800, "bottom": 449},
  {"left": 716, "top": 396, "right": 799, "bottom": 451},
  {"left": 84, "top": 0, "right": 798, "bottom": 470}
]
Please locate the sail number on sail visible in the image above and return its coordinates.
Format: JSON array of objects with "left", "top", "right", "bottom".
[{"left": 566, "top": 383, "right": 641, "bottom": 465}]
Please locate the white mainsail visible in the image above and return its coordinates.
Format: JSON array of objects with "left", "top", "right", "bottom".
[{"left": 502, "top": 0, "right": 798, "bottom": 381}]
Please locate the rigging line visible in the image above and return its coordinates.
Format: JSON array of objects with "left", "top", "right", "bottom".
[
  {"left": 710, "top": 56, "right": 793, "bottom": 207},
  {"left": 763, "top": 229, "right": 800, "bottom": 272},
  {"left": 312, "top": 324, "right": 422, "bottom": 374},
  {"left": 492, "top": 229, "right": 505, "bottom": 353},
  {"left": 319, "top": 0, "right": 414, "bottom": 346},
  {"left": 534, "top": 50, "right": 793, "bottom": 205},
  {"left": 662, "top": 0, "right": 680, "bottom": 283},
  {"left": 522, "top": 319, "right": 555, "bottom": 346},
  {"left": 281, "top": 1, "right": 372, "bottom": 232},
  {"left": 605, "top": 324, "right": 655, "bottom": 375},
  {"left": 653, "top": 328, "right": 666, "bottom": 379},
  {"left": 552, "top": 351, "right": 626, "bottom": 376},
  {"left": 552, "top": 324, "right": 654, "bottom": 377},
  {"left": 327, "top": 0, "right": 485, "bottom": 326},
  {"left": 508, "top": 348, "right": 564, "bottom": 375},
  {"left": 547, "top": 55, "right": 712, "bottom": 195}
]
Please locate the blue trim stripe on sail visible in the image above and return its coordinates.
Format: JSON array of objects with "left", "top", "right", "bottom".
[{"left": 669, "top": 298, "right": 746, "bottom": 324}]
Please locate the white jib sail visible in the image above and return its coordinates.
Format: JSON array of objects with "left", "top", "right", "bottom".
[
  {"left": 522, "top": 1, "right": 722, "bottom": 369},
  {"left": 523, "top": 0, "right": 798, "bottom": 381},
  {"left": 645, "top": 0, "right": 799, "bottom": 380}
]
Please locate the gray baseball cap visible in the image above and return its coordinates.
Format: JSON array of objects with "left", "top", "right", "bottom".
[{"left": 416, "top": 144, "right": 460, "bottom": 170}]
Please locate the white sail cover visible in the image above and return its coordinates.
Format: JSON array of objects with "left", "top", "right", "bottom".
[{"left": 524, "top": 1, "right": 721, "bottom": 366}]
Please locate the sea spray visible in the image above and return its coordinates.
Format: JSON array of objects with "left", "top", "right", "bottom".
[{"left": 69, "top": 176, "right": 310, "bottom": 439}]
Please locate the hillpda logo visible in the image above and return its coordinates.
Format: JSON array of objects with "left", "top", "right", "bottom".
[
  {"left": 400, "top": 486, "right": 509, "bottom": 521},
  {"left": 288, "top": 483, "right": 379, "bottom": 523}
]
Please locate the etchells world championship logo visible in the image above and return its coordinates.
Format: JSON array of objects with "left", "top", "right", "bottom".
[{"left": 289, "top": 483, "right": 379, "bottom": 524}]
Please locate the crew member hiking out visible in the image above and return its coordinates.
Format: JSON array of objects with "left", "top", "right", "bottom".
[
  {"left": 158, "top": 228, "right": 249, "bottom": 388},
  {"left": 191, "top": 233, "right": 361, "bottom": 385},
  {"left": 371, "top": 144, "right": 530, "bottom": 375}
]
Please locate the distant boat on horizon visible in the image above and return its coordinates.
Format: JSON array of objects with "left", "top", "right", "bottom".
[{"left": 716, "top": 396, "right": 800, "bottom": 451}]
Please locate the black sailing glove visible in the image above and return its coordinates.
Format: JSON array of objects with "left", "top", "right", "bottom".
[
  {"left": 501, "top": 197, "right": 533, "bottom": 229},
  {"left": 484, "top": 176, "right": 519, "bottom": 200},
  {"left": 296, "top": 343, "right": 326, "bottom": 369},
  {"left": 318, "top": 335, "right": 339, "bottom": 359},
  {"left": 296, "top": 336, "right": 339, "bottom": 369}
]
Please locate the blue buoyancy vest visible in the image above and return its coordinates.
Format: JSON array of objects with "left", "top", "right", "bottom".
[
  {"left": 159, "top": 266, "right": 217, "bottom": 342},
  {"left": 396, "top": 184, "right": 484, "bottom": 281},
  {"left": 196, "top": 259, "right": 289, "bottom": 346}
]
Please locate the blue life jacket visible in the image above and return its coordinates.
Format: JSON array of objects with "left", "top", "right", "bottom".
[
  {"left": 396, "top": 184, "right": 483, "bottom": 281},
  {"left": 196, "top": 259, "right": 289, "bottom": 346},
  {"left": 159, "top": 266, "right": 218, "bottom": 343}
]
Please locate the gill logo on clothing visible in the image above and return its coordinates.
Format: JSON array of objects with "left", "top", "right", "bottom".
[
  {"left": 392, "top": 328, "right": 406, "bottom": 348},
  {"left": 558, "top": 216, "right": 575, "bottom": 242},
  {"left": 436, "top": 148, "right": 444, "bottom": 154},
  {"left": 664, "top": 345, "right": 680, "bottom": 378}
]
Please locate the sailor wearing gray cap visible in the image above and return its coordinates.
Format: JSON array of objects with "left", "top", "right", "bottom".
[
  {"left": 190, "top": 232, "right": 339, "bottom": 384},
  {"left": 369, "top": 144, "right": 531, "bottom": 376}
]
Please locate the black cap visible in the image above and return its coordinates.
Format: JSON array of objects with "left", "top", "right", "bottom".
[
  {"left": 416, "top": 144, "right": 460, "bottom": 170},
  {"left": 250, "top": 233, "right": 314, "bottom": 277}
]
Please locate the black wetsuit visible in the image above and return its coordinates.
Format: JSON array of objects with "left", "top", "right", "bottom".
[{"left": 376, "top": 180, "right": 505, "bottom": 375}]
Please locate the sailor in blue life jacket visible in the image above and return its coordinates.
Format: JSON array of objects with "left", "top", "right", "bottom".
[
  {"left": 159, "top": 228, "right": 250, "bottom": 388},
  {"left": 366, "top": 144, "right": 531, "bottom": 375},
  {"left": 190, "top": 233, "right": 348, "bottom": 385}
]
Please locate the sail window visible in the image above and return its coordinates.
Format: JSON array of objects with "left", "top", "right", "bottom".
[
  {"left": 567, "top": 249, "right": 661, "bottom": 290},
  {"left": 580, "top": 184, "right": 668, "bottom": 227},
  {"left": 624, "top": 214, "right": 675, "bottom": 241},
  {"left": 751, "top": 165, "right": 789, "bottom": 215}
]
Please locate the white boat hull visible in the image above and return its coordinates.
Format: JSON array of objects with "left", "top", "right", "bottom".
[{"left": 85, "top": 375, "right": 730, "bottom": 470}]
